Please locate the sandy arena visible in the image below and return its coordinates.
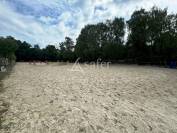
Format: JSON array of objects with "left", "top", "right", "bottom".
[{"left": 0, "top": 63, "right": 177, "bottom": 133}]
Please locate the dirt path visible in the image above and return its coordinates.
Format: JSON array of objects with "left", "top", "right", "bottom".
[{"left": 0, "top": 63, "right": 177, "bottom": 133}]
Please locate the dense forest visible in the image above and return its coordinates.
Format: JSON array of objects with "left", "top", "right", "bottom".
[{"left": 0, "top": 7, "right": 177, "bottom": 66}]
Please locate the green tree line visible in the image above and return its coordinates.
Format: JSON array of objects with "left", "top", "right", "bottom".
[
  {"left": 0, "top": 36, "right": 18, "bottom": 66},
  {"left": 0, "top": 7, "right": 177, "bottom": 66}
]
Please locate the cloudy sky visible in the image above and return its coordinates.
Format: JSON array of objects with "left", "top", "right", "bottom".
[{"left": 0, "top": 0, "right": 177, "bottom": 47}]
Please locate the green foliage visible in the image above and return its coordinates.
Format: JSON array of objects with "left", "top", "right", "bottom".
[
  {"left": 59, "top": 37, "right": 75, "bottom": 61},
  {"left": 0, "top": 6, "right": 177, "bottom": 66},
  {"left": 43, "top": 45, "right": 59, "bottom": 61},
  {"left": 0, "top": 36, "right": 18, "bottom": 64},
  {"left": 15, "top": 41, "right": 32, "bottom": 61},
  {"left": 127, "top": 7, "right": 177, "bottom": 64},
  {"left": 75, "top": 18, "right": 125, "bottom": 61}
]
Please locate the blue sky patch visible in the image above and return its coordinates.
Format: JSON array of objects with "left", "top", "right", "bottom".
[{"left": 0, "top": 0, "right": 176, "bottom": 47}]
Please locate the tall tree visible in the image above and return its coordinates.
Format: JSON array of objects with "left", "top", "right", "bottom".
[
  {"left": 75, "top": 18, "right": 125, "bottom": 61},
  {"left": 59, "top": 37, "right": 75, "bottom": 61},
  {"left": 75, "top": 25, "right": 101, "bottom": 61},
  {"left": 0, "top": 36, "right": 18, "bottom": 62},
  {"left": 102, "top": 18, "right": 125, "bottom": 60},
  {"left": 127, "top": 9, "right": 150, "bottom": 64}
]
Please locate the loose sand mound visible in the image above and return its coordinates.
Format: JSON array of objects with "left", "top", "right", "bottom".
[{"left": 0, "top": 63, "right": 177, "bottom": 133}]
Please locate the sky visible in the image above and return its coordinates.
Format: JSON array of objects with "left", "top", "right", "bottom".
[{"left": 0, "top": 0, "right": 177, "bottom": 47}]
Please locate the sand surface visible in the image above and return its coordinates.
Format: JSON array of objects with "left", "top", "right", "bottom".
[{"left": 0, "top": 63, "right": 177, "bottom": 133}]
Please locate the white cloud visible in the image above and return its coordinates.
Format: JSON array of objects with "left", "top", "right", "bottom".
[{"left": 0, "top": 0, "right": 177, "bottom": 47}]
